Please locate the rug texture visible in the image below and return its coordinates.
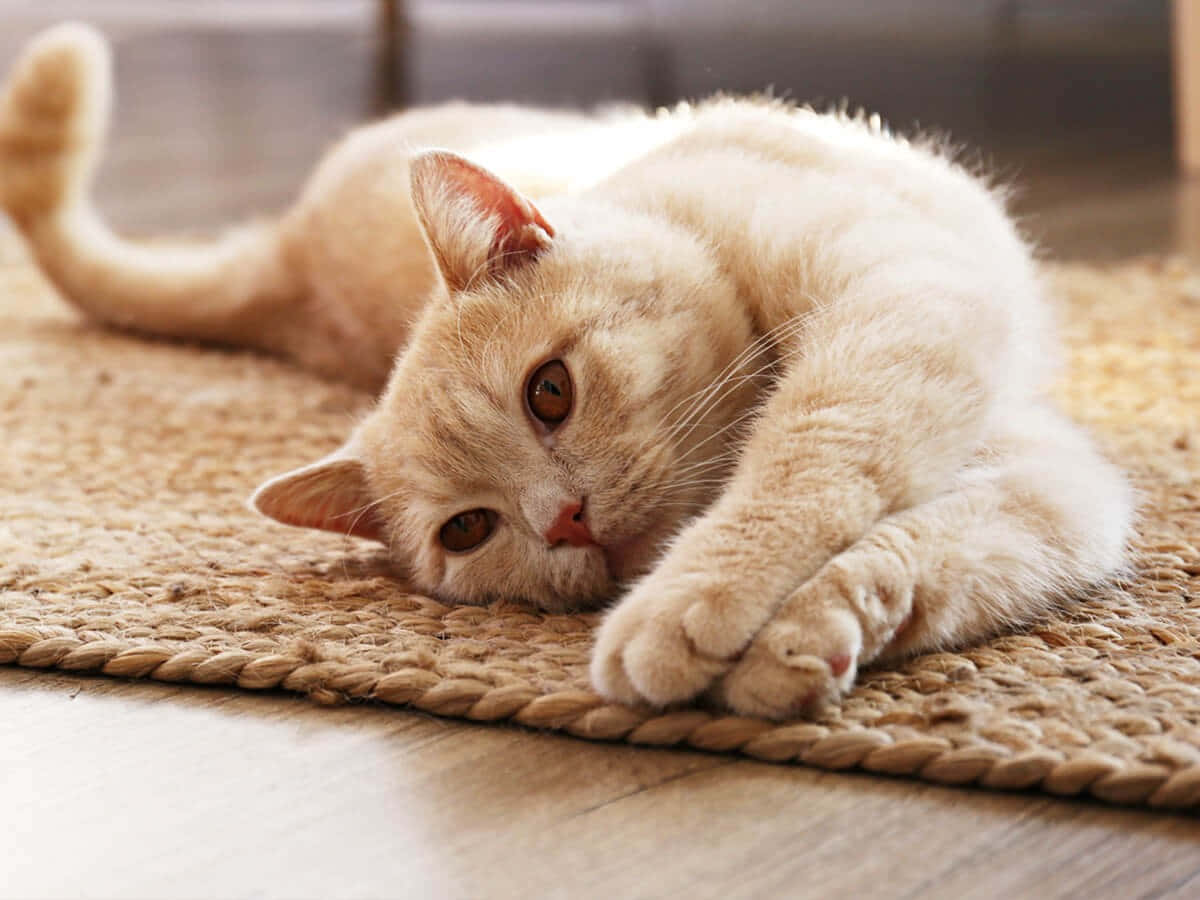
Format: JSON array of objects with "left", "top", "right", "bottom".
[{"left": 2, "top": 231, "right": 1198, "bottom": 809}]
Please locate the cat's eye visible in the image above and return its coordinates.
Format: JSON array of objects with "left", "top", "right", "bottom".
[
  {"left": 439, "top": 508, "right": 497, "bottom": 553},
  {"left": 527, "top": 359, "right": 572, "bottom": 426}
]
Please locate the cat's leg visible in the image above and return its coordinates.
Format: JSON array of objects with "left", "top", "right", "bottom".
[
  {"left": 713, "top": 406, "right": 1133, "bottom": 719},
  {"left": 592, "top": 216, "right": 1087, "bottom": 708},
  {"left": 0, "top": 25, "right": 301, "bottom": 357}
]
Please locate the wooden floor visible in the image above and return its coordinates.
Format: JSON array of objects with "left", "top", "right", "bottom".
[
  {"left": 4, "top": 667, "right": 1199, "bottom": 900},
  {"left": 3, "top": 12, "right": 1200, "bottom": 900}
]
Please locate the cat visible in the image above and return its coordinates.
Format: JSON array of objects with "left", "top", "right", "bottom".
[{"left": 0, "top": 24, "right": 1133, "bottom": 719}]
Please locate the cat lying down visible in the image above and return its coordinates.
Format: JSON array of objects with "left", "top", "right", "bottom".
[{"left": 0, "top": 24, "right": 1133, "bottom": 719}]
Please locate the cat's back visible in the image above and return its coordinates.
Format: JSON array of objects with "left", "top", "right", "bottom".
[
  {"left": 634, "top": 97, "right": 1010, "bottom": 241},
  {"left": 596, "top": 98, "right": 1044, "bottom": 365}
]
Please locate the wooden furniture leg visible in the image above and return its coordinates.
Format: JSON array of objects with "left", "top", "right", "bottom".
[
  {"left": 373, "top": 0, "right": 409, "bottom": 114},
  {"left": 1175, "top": 0, "right": 1200, "bottom": 174}
]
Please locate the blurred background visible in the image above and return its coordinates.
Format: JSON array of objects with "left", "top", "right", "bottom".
[{"left": 0, "top": 0, "right": 1184, "bottom": 258}]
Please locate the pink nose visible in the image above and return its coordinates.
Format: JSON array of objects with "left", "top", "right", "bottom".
[{"left": 544, "top": 500, "right": 597, "bottom": 547}]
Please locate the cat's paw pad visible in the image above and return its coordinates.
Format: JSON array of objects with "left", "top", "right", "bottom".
[{"left": 715, "top": 608, "right": 862, "bottom": 720}]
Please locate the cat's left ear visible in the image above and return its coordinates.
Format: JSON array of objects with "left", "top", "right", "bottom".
[
  {"left": 409, "top": 150, "right": 555, "bottom": 293},
  {"left": 250, "top": 444, "right": 384, "bottom": 542}
]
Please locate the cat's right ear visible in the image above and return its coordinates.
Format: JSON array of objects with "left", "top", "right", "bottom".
[
  {"left": 409, "top": 150, "right": 554, "bottom": 293},
  {"left": 250, "top": 448, "right": 384, "bottom": 542}
]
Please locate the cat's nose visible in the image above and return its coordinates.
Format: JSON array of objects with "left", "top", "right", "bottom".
[{"left": 544, "top": 499, "right": 597, "bottom": 548}]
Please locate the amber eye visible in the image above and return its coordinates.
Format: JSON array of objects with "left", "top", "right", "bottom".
[
  {"left": 439, "top": 509, "right": 496, "bottom": 553},
  {"left": 527, "top": 359, "right": 573, "bottom": 426}
]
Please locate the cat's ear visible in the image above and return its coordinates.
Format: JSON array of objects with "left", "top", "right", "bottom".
[
  {"left": 409, "top": 150, "right": 555, "bottom": 292},
  {"left": 250, "top": 447, "right": 383, "bottom": 542}
]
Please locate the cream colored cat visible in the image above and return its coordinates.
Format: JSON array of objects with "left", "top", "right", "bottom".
[{"left": 0, "top": 24, "right": 1133, "bottom": 719}]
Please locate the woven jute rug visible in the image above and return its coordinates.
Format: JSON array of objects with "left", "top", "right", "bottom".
[{"left": 2, "top": 230, "right": 1198, "bottom": 810}]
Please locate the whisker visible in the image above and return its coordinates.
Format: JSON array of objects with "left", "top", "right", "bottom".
[
  {"left": 337, "top": 486, "right": 407, "bottom": 541},
  {"left": 665, "top": 353, "right": 784, "bottom": 450},
  {"left": 670, "top": 447, "right": 743, "bottom": 477},
  {"left": 619, "top": 312, "right": 817, "bottom": 479},
  {"left": 661, "top": 314, "right": 815, "bottom": 446},
  {"left": 660, "top": 314, "right": 806, "bottom": 435}
]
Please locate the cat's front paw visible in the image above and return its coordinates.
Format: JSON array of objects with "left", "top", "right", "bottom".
[
  {"left": 712, "top": 562, "right": 881, "bottom": 720},
  {"left": 590, "top": 571, "right": 771, "bottom": 708},
  {"left": 712, "top": 605, "right": 862, "bottom": 720},
  {"left": 712, "top": 541, "right": 918, "bottom": 719}
]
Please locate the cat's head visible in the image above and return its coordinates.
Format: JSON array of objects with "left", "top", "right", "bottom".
[{"left": 253, "top": 150, "right": 762, "bottom": 611}]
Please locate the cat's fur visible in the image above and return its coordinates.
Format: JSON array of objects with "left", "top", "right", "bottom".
[{"left": 0, "top": 24, "right": 1133, "bottom": 719}]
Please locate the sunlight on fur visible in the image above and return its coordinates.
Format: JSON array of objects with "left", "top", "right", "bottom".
[{"left": 0, "top": 23, "right": 1133, "bottom": 720}]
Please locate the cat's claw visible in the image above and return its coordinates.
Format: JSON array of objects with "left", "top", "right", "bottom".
[
  {"left": 713, "top": 608, "right": 862, "bottom": 720},
  {"left": 712, "top": 541, "right": 923, "bottom": 719}
]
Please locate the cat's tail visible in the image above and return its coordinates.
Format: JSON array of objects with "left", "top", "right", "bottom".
[{"left": 0, "top": 23, "right": 299, "bottom": 343}]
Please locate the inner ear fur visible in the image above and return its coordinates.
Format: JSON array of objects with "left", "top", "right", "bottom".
[
  {"left": 251, "top": 452, "right": 384, "bottom": 542},
  {"left": 409, "top": 149, "right": 554, "bottom": 292}
]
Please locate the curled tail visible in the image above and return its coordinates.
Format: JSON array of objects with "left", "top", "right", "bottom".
[
  {"left": 0, "top": 22, "right": 109, "bottom": 227},
  {"left": 0, "top": 23, "right": 300, "bottom": 345}
]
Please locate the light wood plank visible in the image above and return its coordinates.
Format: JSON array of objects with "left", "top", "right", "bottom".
[{"left": 3, "top": 668, "right": 1198, "bottom": 900}]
